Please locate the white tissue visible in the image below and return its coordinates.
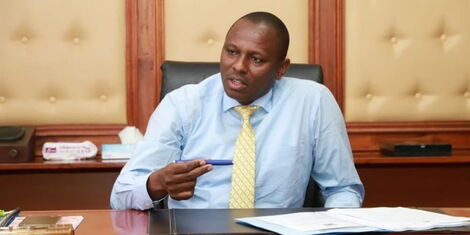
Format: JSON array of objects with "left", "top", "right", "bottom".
[
  {"left": 118, "top": 126, "right": 143, "bottom": 144},
  {"left": 101, "top": 126, "right": 143, "bottom": 159},
  {"left": 42, "top": 141, "right": 98, "bottom": 160}
]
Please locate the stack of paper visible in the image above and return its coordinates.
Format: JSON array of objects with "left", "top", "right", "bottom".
[
  {"left": 236, "top": 207, "right": 470, "bottom": 235},
  {"left": 9, "top": 216, "right": 84, "bottom": 230}
]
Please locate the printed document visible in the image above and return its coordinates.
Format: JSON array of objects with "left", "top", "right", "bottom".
[{"left": 236, "top": 207, "right": 470, "bottom": 235}]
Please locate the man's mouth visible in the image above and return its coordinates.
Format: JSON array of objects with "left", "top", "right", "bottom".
[{"left": 227, "top": 77, "right": 247, "bottom": 91}]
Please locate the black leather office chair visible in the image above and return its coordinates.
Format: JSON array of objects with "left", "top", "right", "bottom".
[
  {"left": 161, "top": 61, "right": 323, "bottom": 99},
  {"left": 160, "top": 60, "right": 325, "bottom": 207}
]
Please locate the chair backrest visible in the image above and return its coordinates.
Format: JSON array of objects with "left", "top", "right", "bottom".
[
  {"left": 161, "top": 61, "right": 323, "bottom": 99},
  {"left": 160, "top": 60, "right": 325, "bottom": 207}
]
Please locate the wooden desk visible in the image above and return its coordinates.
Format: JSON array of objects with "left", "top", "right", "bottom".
[
  {"left": 0, "top": 159, "right": 125, "bottom": 210},
  {"left": 21, "top": 208, "right": 470, "bottom": 235}
]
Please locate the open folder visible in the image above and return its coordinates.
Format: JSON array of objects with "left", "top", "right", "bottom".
[{"left": 236, "top": 207, "right": 470, "bottom": 235}]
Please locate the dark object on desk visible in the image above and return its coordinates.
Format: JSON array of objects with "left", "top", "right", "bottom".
[
  {"left": 0, "top": 207, "right": 21, "bottom": 227},
  {"left": 380, "top": 143, "right": 452, "bottom": 156},
  {"left": 0, "top": 126, "right": 35, "bottom": 163},
  {"left": 148, "top": 208, "right": 326, "bottom": 234},
  {"left": 0, "top": 126, "right": 25, "bottom": 141}
]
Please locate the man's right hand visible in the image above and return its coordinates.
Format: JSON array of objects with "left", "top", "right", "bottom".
[{"left": 146, "top": 159, "right": 213, "bottom": 201}]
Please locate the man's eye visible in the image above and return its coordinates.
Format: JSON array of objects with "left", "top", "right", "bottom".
[
  {"left": 251, "top": 57, "right": 262, "bottom": 63},
  {"left": 226, "top": 49, "right": 237, "bottom": 55}
]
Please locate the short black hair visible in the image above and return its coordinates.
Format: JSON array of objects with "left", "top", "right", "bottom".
[{"left": 237, "top": 11, "right": 290, "bottom": 60}]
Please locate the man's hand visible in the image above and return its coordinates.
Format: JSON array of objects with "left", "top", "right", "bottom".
[{"left": 147, "top": 159, "right": 213, "bottom": 201}]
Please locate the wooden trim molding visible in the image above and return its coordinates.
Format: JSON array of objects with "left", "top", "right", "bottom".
[
  {"left": 35, "top": 125, "right": 126, "bottom": 136},
  {"left": 155, "top": 0, "right": 165, "bottom": 105},
  {"left": 309, "top": 0, "right": 344, "bottom": 109},
  {"left": 0, "top": 158, "right": 125, "bottom": 171},
  {"left": 126, "top": 0, "right": 139, "bottom": 127},
  {"left": 308, "top": 0, "right": 317, "bottom": 63},
  {"left": 347, "top": 121, "right": 470, "bottom": 133},
  {"left": 135, "top": 0, "right": 159, "bottom": 132}
]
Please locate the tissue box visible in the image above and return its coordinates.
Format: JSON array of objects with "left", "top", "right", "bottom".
[{"left": 101, "top": 144, "right": 135, "bottom": 159}]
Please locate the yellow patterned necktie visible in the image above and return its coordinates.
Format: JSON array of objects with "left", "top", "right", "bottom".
[{"left": 230, "top": 105, "right": 259, "bottom": 208}]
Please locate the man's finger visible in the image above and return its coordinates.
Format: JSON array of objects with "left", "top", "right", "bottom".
[
  {"left": 171, "top": 159, "right": 206, "bottom": 173},
  {"left": 188, "top": 164, "right": 213, "bottom": 178},
  {"left": 167, "top": 181, "right": 196, "bottom": 194},
  {"left": 169, "top": 164, "right": 213, "bottom": 183},
  {"left": 170, "top": 190, "right": 195, "bottom": 201}
]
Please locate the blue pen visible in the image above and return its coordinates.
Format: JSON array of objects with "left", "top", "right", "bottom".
[{"left": 174, "top": 159, "right": 233, "bottom": 165}]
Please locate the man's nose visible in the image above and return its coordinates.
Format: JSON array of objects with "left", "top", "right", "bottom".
[{"left": 232, "top": 56, "right": 248, "bottom": 73}]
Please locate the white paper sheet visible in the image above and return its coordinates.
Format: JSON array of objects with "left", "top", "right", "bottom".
[
  {"left": 330, "top": 207, "right": 470, "bottom": 231},
  {"left": 236, "top": 207, "right": 470, "bottom": 235}
]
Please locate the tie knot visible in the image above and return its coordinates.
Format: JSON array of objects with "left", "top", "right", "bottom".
[{"left": 235, "top": 105, "right": 259, "bottom": 120}]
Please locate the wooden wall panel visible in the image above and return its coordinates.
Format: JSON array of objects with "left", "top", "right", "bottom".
[
  {"left": 0, "top": 170, "right": 120, "bottom": 210},
  {"left": 349, "top": 121, "right": 470, "bottom": 156},
  {"left": 309, "top": 0, "right": 344, "bottom": 108},
  {"left": 358, "top": 164, "right": 470, "bottom": 207},
  {"left": 132, "top": 0, "right": 159, "bottom": 132}
]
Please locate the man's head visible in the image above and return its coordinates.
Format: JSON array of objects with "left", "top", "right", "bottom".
[{"left": 220, "top": 12, "right": 291, "bottom": 105}]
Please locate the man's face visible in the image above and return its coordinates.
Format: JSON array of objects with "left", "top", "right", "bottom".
[{"left": 220, "top": 19, "right": 289, "bottom": 105}]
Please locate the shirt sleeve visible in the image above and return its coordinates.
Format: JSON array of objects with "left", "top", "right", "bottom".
[
  {"left": 110, "top": 94, "right": 185, "bottom": 210},
  {"left": 310, "top": 88, "right": 365, "bottom": 208}
]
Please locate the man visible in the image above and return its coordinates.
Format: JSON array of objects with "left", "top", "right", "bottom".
[{"left": 111, "top": 12, "right": 364, "bottom": 210}]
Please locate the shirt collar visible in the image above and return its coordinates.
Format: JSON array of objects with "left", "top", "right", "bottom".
[{"left": 222, "top": 86, "right": 273, "bottom": 113}]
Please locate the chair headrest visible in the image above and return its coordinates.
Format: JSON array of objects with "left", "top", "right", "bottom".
[{"left": 161, "top": 61, "right": 323, "bottom": 99}]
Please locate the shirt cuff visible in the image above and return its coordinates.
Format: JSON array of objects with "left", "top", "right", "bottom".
[
  {"left": 152, "top": 195, "right": 168, "bottom": 208},
  {"left": 134, "top": 173, "right": 156, "bottom": 210},
  {"left": 324, "top": 191, "right": 363, "bottom": 208}
]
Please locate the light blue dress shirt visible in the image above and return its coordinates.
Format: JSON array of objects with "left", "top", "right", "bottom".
[{"left": 110, "top": 73, "right": 364, "bottom": 210}]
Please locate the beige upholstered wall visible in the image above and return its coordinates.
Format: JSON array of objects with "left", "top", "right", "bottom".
[
  {"left": 164, "top": 0, "right": 309, "bottom": 63},
  {"left": 5, "top": 0, "right": 467, "bottom": 125},
  {"left": 0, "top": 0, "right": 127, "bottom": 125},
  {"left": 345, "top": 0, "right": 470, "bottom": 122}
]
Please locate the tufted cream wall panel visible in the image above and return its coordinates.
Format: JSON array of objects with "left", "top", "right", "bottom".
[
  {"left": 165, "top": 0, "right": 309, "bottom": 63},
  {"left": 345, "top": 0, "right": 470, "bottom": 121},
  {"left": 0, "top": 0, "right": 127, "bottom": 125}
]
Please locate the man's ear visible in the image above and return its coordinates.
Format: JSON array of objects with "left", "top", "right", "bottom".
[{"left": 276, "top": 58, "right": 291, "bottom": 80}]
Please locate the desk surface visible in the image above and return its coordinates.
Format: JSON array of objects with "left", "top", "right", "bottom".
[{"left": 21, "top": 208, "right": 470, "bottom": 235}]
